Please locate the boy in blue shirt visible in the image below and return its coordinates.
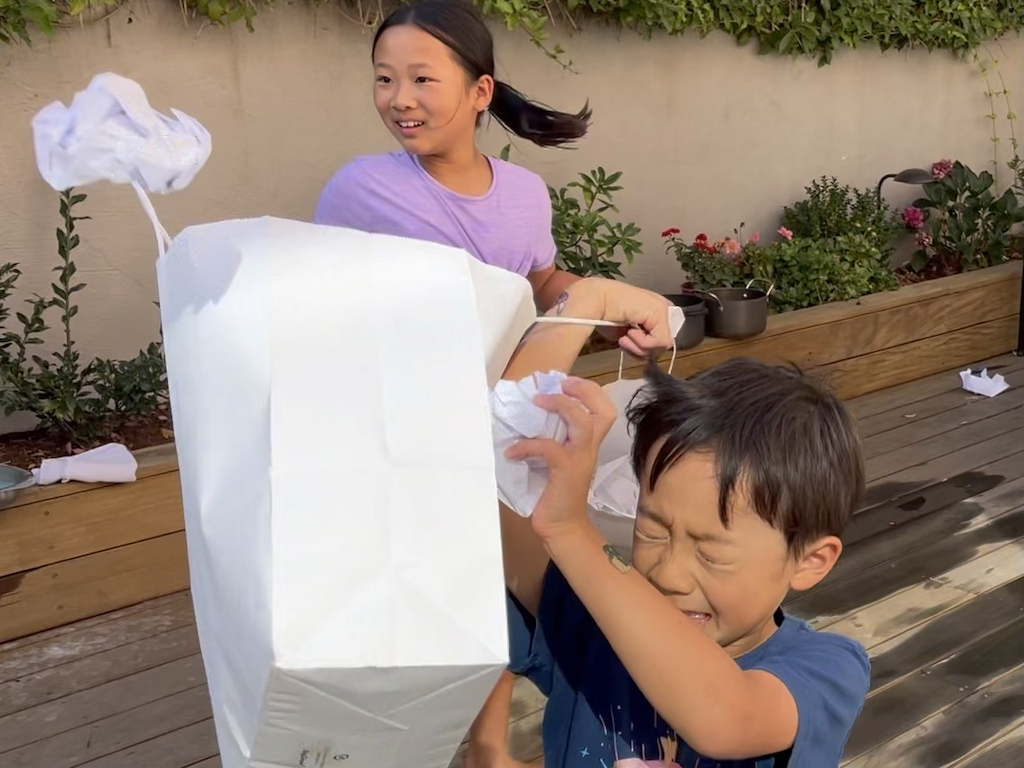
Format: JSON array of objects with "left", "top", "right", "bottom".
[{"left": 467, "top": 278, "right": 870, "bottom": 767}]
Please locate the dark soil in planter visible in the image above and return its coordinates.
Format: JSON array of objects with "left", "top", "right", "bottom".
[
  {"left": 895, "top": 252, "right": 1022, "bottom": 286},
  {"left": 0, "top": 405, "right": 174, "bottom": 471}
]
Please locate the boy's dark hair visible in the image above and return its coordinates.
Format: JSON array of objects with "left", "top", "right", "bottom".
[
  {"left": 626, "top": 357, "right": 865, "bottom": 554},
  {"left": 373, "top": 0, "right": 591, "bottom": 147}
]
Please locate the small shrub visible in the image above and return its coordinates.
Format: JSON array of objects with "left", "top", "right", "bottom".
[{"left": 0, "top": 189, "right": 168, "bottom": 446}]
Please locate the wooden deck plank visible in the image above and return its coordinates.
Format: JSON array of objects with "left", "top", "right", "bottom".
[
  {"left": 842, "top": 666, "right": 1023, "bottom": 768},
  {"left": 0, "top": 592, "right": 195, "bottom": 685},
  {"left": 860, "top": 381, "right": 1023, "bottom": 457},
  {"left": 69, "top": 719, "right": 219, "bottom": 768},
  {"left": 0, "top": 624, "right": 199, "bottom": 719},
  {"left": 0, "top": 655, "right": 206, "bottom": 753},
  {"left": 865, "top": 578, "right": 1022, "bottom": 693},
  {"left": 786, "top": 484, "right": 1023, "bottom": 619},
  {"left": 951, "top": 724, "right": 1024, "bottom": 768},
  {"left": 859, "top": 427, "right": 1022, "bottom": 510},
  {"left": 0, "top": 685, "right": 211, "bottom": 768},
  {"left": 815, "top": 539, "right": 1023, "bottom": 645},
  {"left": 856, "top": 363, "right": 1024, "bottom": 439},
  {"left": 845, "top": 354, "right": 1018, "bottom": 420},
  {"left": 843, "top": 618, "right": 1023, "bottom": 760},
  {"left": 0, "top": 593, "right": 186, "bottom": 656},
  {"left": 865, "top": 407, "right": 1023, "bottom": 483},
  {"left": 827, "top": 477, "right": 1024, "bottom": 588},
  {"left": 843, "top": 451, "right": 1023, "bottom": 548}
]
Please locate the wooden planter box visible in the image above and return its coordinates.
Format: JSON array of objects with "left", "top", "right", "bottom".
[
  {"left": 0, "top": 445, "right": 186, "bottom": 643},
  {"left": 0, "top": 262, "right": 1020, "bottom": 644},
  {"left": 572, "top": 260, "right": 1023, "bottom": 398}
]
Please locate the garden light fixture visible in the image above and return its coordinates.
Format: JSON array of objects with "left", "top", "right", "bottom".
[{"left": 876, "top": 168, "right": 935, "bottom": 203}]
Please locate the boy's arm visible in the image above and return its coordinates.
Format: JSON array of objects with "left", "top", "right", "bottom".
[{"left": 496, "top": 277, "right": 675, "bottom": 613}]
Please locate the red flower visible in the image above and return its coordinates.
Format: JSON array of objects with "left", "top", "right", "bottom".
[
  {"left": 662, "top": 227, "right": 681, "bottom": 238},
  {"left": 694, "top": 232, "right": 708, "bottom": 242}
]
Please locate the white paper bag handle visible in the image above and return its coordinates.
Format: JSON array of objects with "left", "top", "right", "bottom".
[
  {"left": 131, "top": 181, "right": 173, "bottom": 258},
  {"left": 534, "top": 312, "right": 678, "bottom": 380}
]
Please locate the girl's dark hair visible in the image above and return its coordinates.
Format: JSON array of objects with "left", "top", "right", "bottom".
[
  {"left": 626, "top": 356, "right": 865, "bottom": 555},
  {"left": 372, "top": 0, "right": 591, "bottom": 148}
]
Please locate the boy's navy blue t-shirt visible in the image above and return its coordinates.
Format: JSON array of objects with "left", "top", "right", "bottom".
[{"left": 507, "top": 565, "right": 870, "bottom": 768}]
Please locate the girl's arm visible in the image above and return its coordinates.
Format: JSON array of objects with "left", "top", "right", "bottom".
[
  {"left": 528, "top": 265, "right": 580, "bottom": 313},
  {"left": 462, "top": 670, "right": 533, "bottom": 768}
]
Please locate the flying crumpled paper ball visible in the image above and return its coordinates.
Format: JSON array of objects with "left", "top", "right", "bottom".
[{"left": 32, "top": 72, "right": 211, "bottom": 194}]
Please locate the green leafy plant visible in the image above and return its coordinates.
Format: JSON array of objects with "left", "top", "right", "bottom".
[
  {"left": 781, "top": 176, "right": 899, "bottom": 256},
  {"left": 0, "top": 0, "right": 56, "bottom": 43},
  {"left": 4, "top": 0, "right": 1021, "bottom": 68},
  {"left": 548, "top": 166, "right": 642, "bottom": 280},
  {"left": 664, "top": 223, "right": 898, "bottom": 313},
  {"left": 748, "top": 234, "right": 898, "bottom": 313},
  {"left": 0, "top": 189, "right": 168, "bottom": 447},
  {"left": 901, "top": 160, "right": 1024, "bottom": 274},
  {"left": 498, "top": 144, "right": 641, "bottom": 279}
]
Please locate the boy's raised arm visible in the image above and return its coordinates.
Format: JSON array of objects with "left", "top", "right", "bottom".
[{"left": 496, "top": 278, "right": 673, "bottom": 615}]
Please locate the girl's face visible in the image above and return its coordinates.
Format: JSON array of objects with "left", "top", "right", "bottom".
[{"left": 372, "top": 24, "right": 493, "bottom": 158}]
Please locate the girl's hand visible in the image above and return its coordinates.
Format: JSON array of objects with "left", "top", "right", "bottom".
[
  {"left": 503, "top": 377, "right": 617, "bottom": 543},
  {"left": 590, "top": 279, "right": 676, "bottom": 357}
]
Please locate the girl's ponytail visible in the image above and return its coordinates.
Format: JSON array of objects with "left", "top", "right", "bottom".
[{"left": 489, "top": 81, "right": 591, "bottom": 148}]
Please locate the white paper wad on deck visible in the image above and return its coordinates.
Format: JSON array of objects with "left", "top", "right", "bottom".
[{"left": 157, "top": 219, "right": 535, "bottom": 768}]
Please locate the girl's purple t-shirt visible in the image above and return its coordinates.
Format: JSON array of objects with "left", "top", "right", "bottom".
[{"left": 313, "top": 151, "right": 557, "bottom": 277}]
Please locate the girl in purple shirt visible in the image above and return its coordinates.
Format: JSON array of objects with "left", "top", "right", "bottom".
[{"left": 313, "top": 0, "right": 590, "bottom": 313}]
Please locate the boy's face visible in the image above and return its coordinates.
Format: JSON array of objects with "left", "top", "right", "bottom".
[{"left": 631, "top": 450, "right": 841, "bottom": 658}]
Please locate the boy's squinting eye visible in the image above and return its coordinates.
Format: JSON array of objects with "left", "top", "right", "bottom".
[{"left": 635, "top": 525, "right": 668, "bottom": 543}]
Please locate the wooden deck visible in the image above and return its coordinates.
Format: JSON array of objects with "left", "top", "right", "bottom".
[{"left": 1, "top": 354, "right": 1021, "bottom": 768}]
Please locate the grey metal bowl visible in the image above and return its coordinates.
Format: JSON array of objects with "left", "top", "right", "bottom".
[{"left": 0, "top": 464, "right": 36, "bottom": 509}]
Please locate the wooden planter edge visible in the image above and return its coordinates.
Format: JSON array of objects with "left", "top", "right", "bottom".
[{"left": 571, "top": 260, "right": 1022, "bottom": 388}]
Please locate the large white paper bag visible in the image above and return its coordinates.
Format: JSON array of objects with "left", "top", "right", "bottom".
[{"left": 156, "top": 216, "right": 536, "bottom": 768}]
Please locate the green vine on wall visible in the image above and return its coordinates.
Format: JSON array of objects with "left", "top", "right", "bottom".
[{"left": 2, "top": 0, "right": 1022, "bottom": 66}]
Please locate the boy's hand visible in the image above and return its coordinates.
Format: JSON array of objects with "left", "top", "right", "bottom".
[{"left": 504, "top": 377, "right": 617, "bottom": 543}]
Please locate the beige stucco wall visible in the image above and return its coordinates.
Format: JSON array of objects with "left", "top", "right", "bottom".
[{"left": 0, "top": 4, "right": 1021, "bottom": 371}]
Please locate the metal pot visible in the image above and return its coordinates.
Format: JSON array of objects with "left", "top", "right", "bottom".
[
  {"left": 662, "top": 293, "right": 707, "bottom": 350},
  {"left": 703, "top": 278, "right": 775, "bottom": 339}
]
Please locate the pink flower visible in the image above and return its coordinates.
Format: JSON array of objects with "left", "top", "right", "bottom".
[
  {"left": 777, "top": 226, "right": 793, "bottom": 241},
  {"left": 721, "top": 237, "right": 741, "bottom": 255},
  {"left": 902, "top": 206, "right": 925, "bottom": 229},
  {"left": 661, "top": 227, "right": 681, "bottom": 238},
  {"left": 931, "top": 159, "right": 953, "bottom": 180},
  {"left": 748, "top": 231, "right": 760, "bottom": 244},
  {"left": 916, "top": 231, "right": 933, "bottom": 248}
]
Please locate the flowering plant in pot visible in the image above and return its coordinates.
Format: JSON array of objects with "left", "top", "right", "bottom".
[
  {"left": 901, "top": 158, "right": 1024, "bottom": 275},
  {"left": 663, "top": 225, "right": 780, "bottom": 339},
  {"left": 662, "top": 224, "right": 768, "bottom": 291}
]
